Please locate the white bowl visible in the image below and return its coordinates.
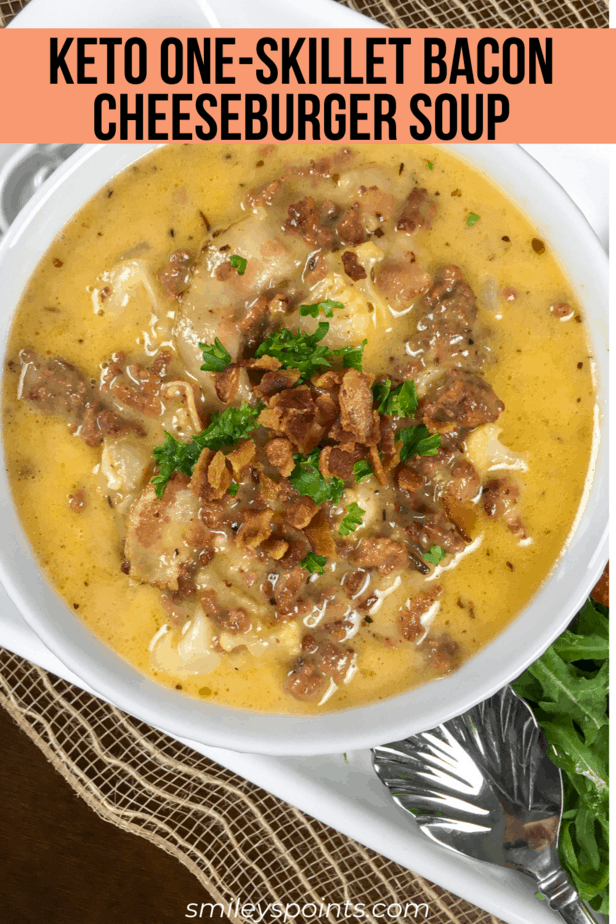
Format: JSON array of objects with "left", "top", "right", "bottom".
[{"left": 0, "top": 144, "right": 608, "bottom": 756}]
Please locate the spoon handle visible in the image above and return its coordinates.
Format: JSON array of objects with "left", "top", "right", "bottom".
[{"left": 538, "top": 868, "right": 602, "bottom": 923}]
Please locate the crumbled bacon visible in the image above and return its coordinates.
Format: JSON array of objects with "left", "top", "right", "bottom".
[
  {"left": 215, "top": 365, "right": 242, "bottom": 404},
  {"left": 264, "top": 437, "right": 296, "bottom": 477},
  {"left": 339, "top": 368, "right": 375, "bottom": 443},
  {"left": 254, "top": 368, "right": 301, "bottom": 398},
  {"left": 318, "top": 446, "right": 353, "bottom": 481},
  {"left": 304, "top": 510, "right": 336, "bottom": 558},
  {"left": 285, "top": 496, "right": 319, "bottom": 529},
  {"left": 236, "top": 508, "right": 274, "bottom": 549}
]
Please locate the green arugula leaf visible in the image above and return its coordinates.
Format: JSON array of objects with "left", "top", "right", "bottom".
[
  {"left": 373, "top": 379, "right": 418, "bottom": 417},
  {"left": 332, "top": 339, "right": 367, "bottom": 371},
  {"left": 199, "top": 338, "right": 232, "bottom": 372},
  {"left": 151, "top": 401, "right": 261, "bottom": 498},
  {"left": 255, "top": 323, "right": 332, "bottom": 382},
  {"left": 513, "top": 598, "right": 609, "bottom": 915},
  {"left": 398, "top": 425, "right": 441, "bottom": 461},
  {"left": 423, "top": 545, "right": 446, "bottom": 566},
  {"left": 339, "top": 502, "right": 365, "bottom": 537},
  {"left": 229, "top": 254, "right": 247, "bottom": 275},
  {"left": 300, "top": 299, "right": 344, "bottom": 319},
  {"left": 288, "top": 450, "right": 345, "bottom": 506},
  {"left": 353, "top": 459, "right": 373, "bottom": 483},
  {"left": 301, "top": 551, "right": 327, "bottom": 575},
  {"left": 467, "top": 212, "right": 480, "bottom": 227}
]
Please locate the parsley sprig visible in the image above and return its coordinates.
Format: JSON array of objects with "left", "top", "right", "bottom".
[
  {"left": 229, "top": 254, "right": 247, "bottom": 275},
  {"left": 373, "top": 379, "right": 418, "bottom": 417},
  {"left": 288, "top": 449, "right": 345, "bottom": 505},
  {"left": 339, "top": 502, "right": 365, "bottom": 537},
  {"left": 423, "top": 545, "right": 446, "bottom": 566},
  {"left": 255, "top": 321, "right": 366, "bottom": 381},
  {"left": 151, "top": 401, "right": 261, "bottom": 499},
  {"left": 301, "top": 551, "right": 327, "bottom": 575},
  {"left": 398, "top": 426, "right": 441, "bottom": 461},
  {"left": 199, "top": 338, "right": 232, "bottom": 373},
  {"left": 353, "top": 459, "right": 373, "bottom": 484},
  {"left": 300, "top": 299, "right": 344, "bottom": 319}
]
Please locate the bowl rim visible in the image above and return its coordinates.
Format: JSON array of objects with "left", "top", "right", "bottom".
[{"left": 0, "top": 143, "right": 608, "bottom": 756}]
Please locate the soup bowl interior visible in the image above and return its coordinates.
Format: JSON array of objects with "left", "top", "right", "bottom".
[{"left": 0, "top": 144, "right": 607, "bottom": 756}]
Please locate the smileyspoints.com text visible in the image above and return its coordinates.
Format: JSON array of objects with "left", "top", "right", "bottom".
[{"left": 186, "top": 901, "right": 430, "bottom": 921}]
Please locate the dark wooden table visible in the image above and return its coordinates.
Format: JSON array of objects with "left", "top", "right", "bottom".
[{"left": 0, "top": 704, "right": 228, "bottom": 924}]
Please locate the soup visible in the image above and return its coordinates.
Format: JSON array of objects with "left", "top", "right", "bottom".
[{"left": 2, "top": 144, "right": 595, "bottom": 714}]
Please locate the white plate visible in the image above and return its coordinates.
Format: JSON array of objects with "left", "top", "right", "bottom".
[
  {"left": 0, "top": 144, "right": 607, "bottom": 924},
  {"left": 9, "top": 0, "right": 379, "bottom": 28}
]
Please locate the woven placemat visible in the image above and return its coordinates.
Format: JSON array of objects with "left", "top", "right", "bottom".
[
  {"left": 0, "top": 0, "right": 609, "bottom": 28},
  {"left": 0, "top": 647, "right": 504, "bottom": 924}
]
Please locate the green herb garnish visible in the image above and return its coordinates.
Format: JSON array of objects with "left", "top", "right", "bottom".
[
  {"left": 423, "top": 545, "right": 446, "bottom": 566},
  {"left": 353, "top": 459, "right": 373, "bottom": 483},
  {"left": 151, "top": 401, "right": 261, "bottom": 498},
  {"left": 300, "top": 299, "right": 344, "bottom": 319},
  {"left": 332, "top": 339, "right": 367, "bottom": 371},
  {"left": 199, "top": 338, "right": 232, "bottom": 372},
  {"left": 255, "top": 323, "right": 332, "bottom": 382},
  {"left": 427, "top": 161, "right": 434, "bottom": 170},
  {"left": 229, "top": 254, "right": 247, "bottom": 275},
  {"left": 227, "top": 482, "right": 239, "bottom": 497},
  {"left": 398, "top": 426, "right": 441, "bottom": 462},
  {"left": 467, "top": 212, "right": 480, "bottom": 227},
  {"left": 513, "top": 597, "right": 609, "bottom": 916},
  {"left": 288, "top": 449, "right": 345, "bottom": 506},
  {"left": 339, "top": 502, "right": 365, "bottom": 537},
  {"left": 373, "top": 379, "right": 418, "bottom": 417},
  {"left": 301, "top": 551, "right": 327, "bottom": 575}
]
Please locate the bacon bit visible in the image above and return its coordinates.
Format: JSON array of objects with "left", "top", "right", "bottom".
[
  {"left": 258, "top": 407, "right": 283, "bottom": 432},
  {"left": 68, "top": 487, "right": 86, "bottom": 511},
  {"left": 226, "top": 439, "right": 256, "bottom": 477},
  {"left": 280, "top": 412, "right": 325, "bottom": 455},
  {"left": 260, "top": 536, "right": 289, "bottom": 561},
  {"left": 397, "top": 465, "right": 425, "bottom": 494},
  {"left": 368, "top": 445, "right": 388, "bottom": 487},
  {"left": 262, "top": 437, "right": 294, "bottom": 478},
  {"left": 339, "top": 368, "right": 375, "bottom": 443},
  {"left": 258, "top": 471, "right": 282, "bottom": 503},
  {"left": 214, "top": 365, "right": 242, "bottom": 404},
  {"left": 304, "top": 509, "right": 337, "bottom": 557},
  {"left": 314, "top": 394, "right": 339, "bottom": 429},
  {"left": 399, "top": 585, "right": 442, "bottom": 642},
  {"left": 246, "top": 355, "right": 282, "bottom": 372},
  {"left": 353, "top": 536, "right": 407, "bottom": 575},
  {"left": 190, "top": 448, "right": 215, "bottom": 498},
  {"left": 341, "top": 251, "right": 367, "bottom": 281},
  {"left": 311, "top": 370, "right": 342, "bottom": 393},
  {"left": 285, "top": 496, "right": 319, "bottom": 530},
  {"left": 318, "top": 446, "right": 353, "bottom": 481},
  {"left": 254, "top": 368, "right": 301, "bottom": 398},
  {"left": 208, "top": 451, "right": 232, "bottom": 499},
  {"left": 236, "top": 508, "right": 274, "bottom": 549},
  {"left": 161, "top": 381, "right": 203, "bottom": 432}
]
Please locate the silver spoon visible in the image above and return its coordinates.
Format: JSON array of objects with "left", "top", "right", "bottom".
[{"left": 372, "top": 685, "right": 601, "bottom": 923}]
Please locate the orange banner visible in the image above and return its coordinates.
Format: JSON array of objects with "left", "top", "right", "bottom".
[{"left": 0, "top": 29, "right": 614, "bottom": 143}]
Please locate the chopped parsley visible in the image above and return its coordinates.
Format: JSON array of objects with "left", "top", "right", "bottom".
[
  {"left": 229, "top": 254, "right": 247, "bottom": 275},
  {"left": 423, "top": 545, "right": 447, "bottom": 566},
  {"left": 288, "top": 449, "right": 345, "bottom": 506},
  {"left": 467, "top": 212, "right": 480, "bottom": 227},
  {"left": 255, "top": 322, "right": 332, "bottom": 382},
  {"left": 227, "top": 482, "right": 239, "bottom": 497},
  {"left": 353, "top": 459, "right": 373, "bottom": 483},
  {"left": 332, "top": 339, "right": 367, "bottom": 371},
  {"left": 151, "top": 401, "right": 261, "bottom": 498},
  {"left": 398, "top": 425, "right": 441, "bottom": 462},
  {"left": 373, "top": 379, "right": 418, "bottom": 417},
  {"left": 199, "top": 338, "right": 232, "bottom": 372},
  {"left": 301, "top": 551, "right": 327, "bottom": 575},
  {"left": 339, "top": 502, "right": 365, "bottom": 537},
  {"left": 300, "top": 299, "right": 344, "bottom": 319},
  {"left": 426, "top": 160, "right": 434, "bottom": 170}
]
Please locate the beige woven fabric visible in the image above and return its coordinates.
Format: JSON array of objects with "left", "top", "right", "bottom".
[{"left": 0, "top": 647, "right": 504, "bottom": 924}]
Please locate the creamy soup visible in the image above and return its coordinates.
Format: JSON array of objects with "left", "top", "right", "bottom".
[{"left": 3, "top": 144, "right": 595, "bottom": 714}]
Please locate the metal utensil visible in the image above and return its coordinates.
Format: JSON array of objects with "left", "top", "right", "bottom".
[{"left": 373, "top": 685, "right": 600, "bottom": 923}]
